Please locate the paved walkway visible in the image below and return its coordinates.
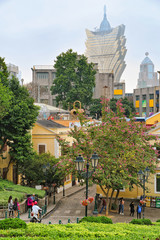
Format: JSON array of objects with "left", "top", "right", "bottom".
[
  {"left": 6, "top": 184, "right": 160, "bottom": 224},
  {"left": 20, "top": 184, "right": 86, "bottom": 222},
  {"left": 100, "top": 199, "right": 160, "bottom": 223}
]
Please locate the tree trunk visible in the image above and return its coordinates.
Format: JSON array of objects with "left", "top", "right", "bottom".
[
  {"left": 109, "top": 189, "right": 115, "bottom": 210},
  {"left": 114, "top": 189, "right": 120, "bottom": 206},
  {"left": 99, "top": 185, "right": 110, "bottom": 216}
]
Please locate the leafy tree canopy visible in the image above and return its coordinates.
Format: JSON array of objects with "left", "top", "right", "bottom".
[
  {"left": 51, "top": 49, "right": 96, "bottom": 110},
  {"left": 0, "top": 79, "right": 12, "bottom": 120},
  {"left": 20, "top": 152, "right": 66, "bottom": 188},
  {"left": 0, "top": 57, "right": 39, "bottom": 180},
  {"left": 89, "top": 97, "right": 136, "bottom": 119},
  {"left": 56, "top": 98, "right": 158, "bottom": 213},
  {"left": 109, "top": 97, "right": 136, "bottom": 118}
]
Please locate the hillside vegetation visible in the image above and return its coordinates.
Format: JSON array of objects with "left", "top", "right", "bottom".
[{"left": 0, "top": 180, "right": 45, "bottom": 207}]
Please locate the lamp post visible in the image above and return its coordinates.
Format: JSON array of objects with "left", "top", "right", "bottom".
[
  {"left": 138, "top": 167, "right": 150, "bottom": 219},
  {"left": 42, "top": 163, "right": 50, "bottom": 205},
  {"left": 75, "top": 152, "right": 99, "bottom": 217}
]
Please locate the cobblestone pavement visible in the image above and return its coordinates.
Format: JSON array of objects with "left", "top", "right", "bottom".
[{"left": 42, "top": 185, "right": 160, "bottom": 224}]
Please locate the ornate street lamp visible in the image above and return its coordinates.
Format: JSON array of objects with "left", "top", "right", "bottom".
[
  {"left": 91, "top": 152, "right": 99, "bottom": 170},
  {"left": 42, "top": 163, "right": 50, "bottom": 206},
  {"left": 138, "top": 167, "right": 150, "bottom": 219},
  {"left": 75, "top": 152, "right": 99, "bottom": 217},
  {"left": 75, "top": 155, "right": 85, "bottom": 172}
]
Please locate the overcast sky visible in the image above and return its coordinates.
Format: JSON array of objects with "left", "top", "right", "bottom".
[{"left": 0, "top": 0, "right": 160, "bottom": 92}]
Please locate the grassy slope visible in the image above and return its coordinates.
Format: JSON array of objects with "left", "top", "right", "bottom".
[
  {"left": 0, "top": 222, "right": 160, "bottom": 239},
  {"left": 0, "top": 180, "right": 45, "bottom": 207}
]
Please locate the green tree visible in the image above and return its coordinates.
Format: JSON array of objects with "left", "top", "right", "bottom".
[
  {"left": 109, "top": 97, "right": 136, "bottom": 118},
  {"left": 0, "top": 80, "right": 12, "bottom": 120},
  {"left": 89, "top": 97, "right": 135, "bottom": 119},
  {"left": 20, "top": 153, "right": 66, "bottom": 190},
  {"left": 51, "top": 49, "right": 96, "bottom": 109},
  {"left": 56, "top": 99, "right": 158, "bottom": 215},
  {"left": 0, "top": 58, "right": 39, "bottom": 181},
  {"left": 89, "top": 99, "right": 102, "bottom": 119}
]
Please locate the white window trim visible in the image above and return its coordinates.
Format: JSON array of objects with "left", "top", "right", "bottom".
[
  {"left": 154, "top": 173, "right": 160, "bottom": 193},
  {"left": 38, "top": 143, "right": 47, "bottom": 154}
]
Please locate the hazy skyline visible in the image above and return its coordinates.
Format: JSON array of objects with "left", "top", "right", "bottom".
[{"left": 0, "top": 0, "right": 160, "bottom": 92}]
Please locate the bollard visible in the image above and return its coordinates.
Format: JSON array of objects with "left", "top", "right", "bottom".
[
  {"left": 45, "top": 205, "right": 47, "bottom": 213},
  {"left": 59, "top": 220, "right": 62, "bottom": 224},
  {"left": 28, "top": 209, "right": 31, "bottom": 218},
  {"left": 18, "top": 210, "right": 20, "bottom": 218},
  {"left": 49, "top": 221, "right": 51, "bottom": 224},
  {"left": 77, "top": 218, "right": 79, "bottom": 223},
  {"left": 44, "top": 205, "right": 46, "bottom": 214},
  {"left": 68, "top": 218, "right": 70, "bottom": 223},
  {"left": 5, "top": 211, "right": 7, "bottom": 219}
]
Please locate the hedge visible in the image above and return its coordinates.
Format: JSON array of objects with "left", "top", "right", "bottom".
[
  {"left": 79, "top": 216, "right": 113, "bottom": 224},
  {"left": 0, "top": 218, "right": 27, "bottom": 230},
  {"left": 0, "top": 222, "right": 160, "bottom": 239},
  {"left": 130, "top": 219, "right": 152, "bottom": 225}
]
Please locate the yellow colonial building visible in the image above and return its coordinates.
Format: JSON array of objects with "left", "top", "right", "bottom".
[{"left": 32, "top": 119, "right": 76, "bottom": 191}]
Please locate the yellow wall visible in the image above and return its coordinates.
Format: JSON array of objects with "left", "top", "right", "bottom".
[
  {"left": 0, "top": 147, "right": 14, "bottom": 182},
  {"left": 32, "top": 122, "right": 74, "bottom": 188},
  {"left": 96, "top": 172, "right": 160, "bottom": 199},
  {"left": 53, "top": 120, "right": 80, "bottom": 127},
  {"left": 146, "top": 113, "right": 160, "bottom": 125}
]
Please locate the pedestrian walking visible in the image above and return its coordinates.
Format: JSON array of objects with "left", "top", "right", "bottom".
[
  {"left": 27, "top": 195, "right": 33, "bottom": 210},
  {"left": 8, "top": 196, "right": 13, "bottom": 218},
  {"left": 118, "top": 198, "right": 122, "bottom": 214},
  {"left": 129, "top": 201, "right": 135, "bottom": 217},
  {"left": 120, "top": 198, "right": 125, "bottom": 215},
  {"left": 13, "top": 198, "right": 19, "bottom": 218},
  {"left": 99, "top": 198, "right": 107, "bottom": 213},
  {"left": 137, "top": 202, "right": 142, "bottom": 219}
]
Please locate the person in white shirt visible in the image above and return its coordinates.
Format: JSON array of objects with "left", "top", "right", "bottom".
[{"left": 32, "top": 201, "right": 42, "bottom": 222}]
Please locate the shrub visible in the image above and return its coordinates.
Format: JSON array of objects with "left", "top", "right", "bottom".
[
  {"left": 79, "top": 216, "right": 112, "bottom": 224},
  {"left": 156, "top": 219, "right": 160, "bottom": 222},
  {"left": 0, "top": 218, "right": 27, "bottom": 229},
  {"left": 130, "top": 218, "right": 152, "bottom": 225}
]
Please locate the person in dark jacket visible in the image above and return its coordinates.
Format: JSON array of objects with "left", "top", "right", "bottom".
[
  {"left": 129, "top": 201, "right": 135, "bottom": 217},
  {"left": 99, "top": 198, "right": 107, "bottom": 213}
]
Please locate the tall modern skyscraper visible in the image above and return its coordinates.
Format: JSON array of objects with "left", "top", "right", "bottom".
[
  {"left": 85, "top": 5, "right": 127, "bottom": 82},
  {"left": 137, "top": 52, "right": 159, "bottom": 88}
]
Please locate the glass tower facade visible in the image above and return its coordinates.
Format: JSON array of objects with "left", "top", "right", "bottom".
[
  {"left": 137, "top": 52, "right": 159, "bottom": 88},
  {"left": 85, "top": 5, "right": 127, "bottom": 82}
]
